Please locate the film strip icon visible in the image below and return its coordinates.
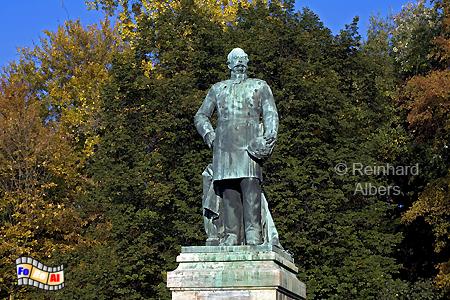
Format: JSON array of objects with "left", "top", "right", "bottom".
[{"left": 16, "top": 257, "right": 64, "bottom": 290}]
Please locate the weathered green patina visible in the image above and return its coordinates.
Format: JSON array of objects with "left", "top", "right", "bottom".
[
  {"left": 194, "top": 49, "right": 278, "bottom": 181},
  {"left": 167, "top": 245, "right": 306, "bottom": 299},
  {"left": 194, "top": 48, "right": 280, "bottom": 246}
]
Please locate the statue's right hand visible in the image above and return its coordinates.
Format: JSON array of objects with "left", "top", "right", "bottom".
[{"left": 205, "top": 131, "right": 216, "bottom": 149}]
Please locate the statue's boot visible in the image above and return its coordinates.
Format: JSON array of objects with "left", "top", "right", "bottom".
[{"left": 220, "top": 233, "right": 239, "bottom": 246}]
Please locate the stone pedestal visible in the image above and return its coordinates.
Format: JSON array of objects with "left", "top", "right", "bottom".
[{"left": 167, "top": 245, "right": 306, "bottom": 300}]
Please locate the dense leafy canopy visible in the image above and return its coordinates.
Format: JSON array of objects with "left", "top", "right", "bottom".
[{"left": 0, "top": 0, "right": 448, "bottom": 299}]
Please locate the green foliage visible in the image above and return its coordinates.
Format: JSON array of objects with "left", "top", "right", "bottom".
[
  {"left": 66, "top": 1, "right": 415, "bottom": 299},
  {"left": 57, "top": 3, "right": 226, "bottom": 298},
  {"left": 244, "top": 7, "right": 408, "bottom": 298},
  {"left": 368, "top": 0, "right": 449, "bottom": 294},
  {"left": 391, "top": 0, "right": 442, "bottom": 76},
  {"left": 0, "top": 73, "right": 83, "bottom": 299},
  {"left": 2, "top": 0, "right": 448, "bottom": 299},
  {"left": 0, "top": 19, "right": 122, "bottom": 300}
]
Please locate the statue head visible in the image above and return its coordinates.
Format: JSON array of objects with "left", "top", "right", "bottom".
[{"left": 227, "top": 48, "right": 248, "bottom": 75}]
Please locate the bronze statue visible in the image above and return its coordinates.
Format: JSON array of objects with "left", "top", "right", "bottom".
[{"left": 195, "top": 48, "right": 279, "bottom": 246}]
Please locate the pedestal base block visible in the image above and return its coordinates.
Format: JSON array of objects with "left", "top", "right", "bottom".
[{"left": 167, "top": 245, "right": 306, "bottom": 300}]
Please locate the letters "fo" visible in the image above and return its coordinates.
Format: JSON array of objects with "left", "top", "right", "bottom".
[{"left": 17, "top": 266, "right": 30, "bottom": 276}]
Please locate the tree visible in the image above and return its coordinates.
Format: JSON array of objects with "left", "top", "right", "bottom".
[
  {"left": 0, "top": 74, "right": 82, "bottom": 299},
  {"left": 399, "top": 0, "right": 450, "bottom": 291},
  {"left": 7, "top": 19, "right": 123, "bottom": 161},
  {"left": 86, "top": 0, "right": 257, "bottom": 43},
  {"left": 391, "top": 0, "right": 442, "bottom": 76},
  {"left": 0, "top": 19, "right": 123, "bottom": 299},
  {"left": 365, "top": 0, "right": 450, "bottom": 295}
]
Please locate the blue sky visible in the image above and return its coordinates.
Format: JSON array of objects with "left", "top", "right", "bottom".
[{"left": 0, "top": 0, "right": 409, "bottom": 68}]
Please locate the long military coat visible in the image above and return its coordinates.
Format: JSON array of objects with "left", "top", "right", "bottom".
[{"left": 194, "top": 78, "right": 279, "bottom": 181}]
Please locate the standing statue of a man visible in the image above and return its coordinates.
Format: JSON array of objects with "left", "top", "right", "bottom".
[{"left": 194, "top": 48, "right": 279, "bottom": 246}]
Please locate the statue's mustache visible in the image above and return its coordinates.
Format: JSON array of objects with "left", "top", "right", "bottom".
[{"left": 233, "top": 64, "right": 247, "bottom": 69}]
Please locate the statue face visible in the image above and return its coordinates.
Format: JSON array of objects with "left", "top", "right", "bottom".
[{"left": 227, "top": 48, "right": 249, "bottom": 74}]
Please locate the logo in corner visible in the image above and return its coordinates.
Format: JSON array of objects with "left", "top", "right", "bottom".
[{"left": 16, "top": 257, "right": 64, "bottom": 290}]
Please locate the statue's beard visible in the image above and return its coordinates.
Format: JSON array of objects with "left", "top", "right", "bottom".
[{"left": 231, "top": 65, "right": 247, "bottom": 83}]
